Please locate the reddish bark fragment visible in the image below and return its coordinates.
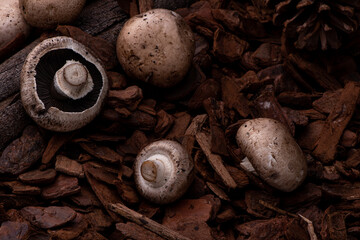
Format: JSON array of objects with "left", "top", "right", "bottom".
[
  {"left": 0, "top": 125, "right": 46, "bottom": 175},
  {"left": 42, "top": 132, "right": 75, "bottom": 165},
  {"left": 321, "top": 206, "right": 347, "bottom": 240},
  {"left": 203, "top": 98, "right": 229, "bottom": 156},
  {"left": 312, "top": 82, "right": 360, "bottom": 163},
  {"left": 221, "top": 77, "right": 251, "bottom": 118},
  {"left": 252, "top": 85, "right": 295, "bottom": 135},
  {"left": 115, "top": 222, "right": 164, "bottom": 240},
  {"left": 21, "top": 206, "right": 76, "bottom": 229},
  {"left": 19, "top": 169, "right": 57, "bottom": 185},
  {"left": 166, "top": 112, "right": 192, "bottom": 139},
  {"left": 312, "top": 89, "right": 343, "bottom": 114},
  {"left": 251, "top": 43, "right": 282, "bottom": 67},
  {"left": 212, "top": 29, "right": 249, "bottom": 63},
  {"left": 188, "top": 79, "right": 220, "bottom": 110},
  {"left": 154, "top": 110, "right": 174, "bottom": 137},
  {"left": 0, "top": 221, "right": 29, "bottom": 240},
  {"left": 107, "top": 86, "right": 143, "bottom": 111},
  {"left": 41, "top": 175, "right": 81, "bottom": 199},
  {"left": 79, "top": 142, "right": 123, "bottom": 164}
]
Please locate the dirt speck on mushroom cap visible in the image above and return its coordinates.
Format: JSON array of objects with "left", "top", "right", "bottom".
[
  {"left": 236, "top": 118, "right": 307, "bottom": 192},
  {"left": 116, "top": 8, "right": 195, "bottom": 88}
]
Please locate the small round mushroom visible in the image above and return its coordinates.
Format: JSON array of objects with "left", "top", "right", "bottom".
[
  {"left": 134, "top": 140, "right": 194, "bottom": 204},
  {"left": 116, "top": 8, "right": 195, "bottom": 88},
  {"left": 20, "top": 36, "right": 108, "bottom": 132},
  {"left": 0, "top": 0, "right": 31, "bottom": 49},
  {"left": 236, "top": 118, "right": 307, "bottom": 192},
  {"left": 19, "top": 0, "right": 86, "bottom": 29}
]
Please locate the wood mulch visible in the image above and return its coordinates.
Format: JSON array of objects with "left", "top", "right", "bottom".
[{"left": 0, "top": 0, "right": 360, "bottom": 239}]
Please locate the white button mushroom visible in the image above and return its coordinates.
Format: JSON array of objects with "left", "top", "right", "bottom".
[
  {"left": 19, "top": 0, "right": 86, "bottom": 29},
  {"left": 134, "top": 140, "right": 194, "bottom": 204},
  {"left": 116, "top": 8, "right": 195, "bottom": 88},
  {"left": 236, "top": 118, "right": 307, "bottom": 192},
  {"left": 20, "top": 36, "right": 108, "bottom": 132},
  {"left": 0, "top": 0, "right": 30, "bottom": 49}
]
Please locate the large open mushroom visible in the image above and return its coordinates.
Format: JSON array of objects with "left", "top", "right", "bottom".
[{"left": 20, "top": 36, "right": 108, "bottom": 132}]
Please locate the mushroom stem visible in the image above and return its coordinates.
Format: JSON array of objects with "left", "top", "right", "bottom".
[
  {"left": 52, "top": 60, "right": 94, "bottom": 100},
  {"left": 140, "top": 154, "right": 173, "bottom": 188}
]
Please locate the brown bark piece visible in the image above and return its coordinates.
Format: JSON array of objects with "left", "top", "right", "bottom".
[
  {"left": 203, "top": 98, "right": 228, "bottom": 156},
  {"left": 107, "top": 71, "right": 127, "bottom": 89},
  {"left": 321, "top": 206, "right": 347, "bottom": 240},
  {"left": 41, "top": 175, "right": 81, "bottom": 199},
  {"left": 0, "top": 125, "right": 46, "bottom": 175},
  {"left": 236, "top": 216, "right": 289, "bottom": 239},
  {"left": 277, "top": 91, "right": 320, "bottom": 109},
  {"left": 188, "top": 79, "right": 220, "bottom": 110},
  {"left": 163, "top": 196, "right": 220, "bottom": 225},
  {"left": 282, "top": 107, "right": 309, "bottom": 126},
  {"left": 312, "top": 82, "right": 360, "bottom": 163},
  {"left": 221, "top": 77, "right": 251, "bottom": 118},
  {"left": 138, "top": 0, "right": 154, "bottom": 13},
  {"left": 115, "top": 180, "right": 140, "bottom": 205},
  {"left": 110, "top": 203, "right": 191, "bottom": 240},
  {"left": 115, "top": 222, "right": 164, "bottom": 240},
  {"left": 107, "top": 86, "right": 143, "bottom": 111},
  {"left": 19, "top": 169, "right": 57, "bottom": 185},
  {"left": 0, "top": 99, "right": 30, "bottom": 151},
  {"left": 252, "top": 84, "right": 295, "bottom": 135},
  {"left": 195, "top": 132, "right": 237, "bottom": 189},
  {"left": 48, "top": 213, "right": 88, "bottom": 240},
  {"left": 213, "top": 28, "right": 249, "bottom": 63},
  {"left": 85, "top": 162, "right": 118, "bottom": 186},
  {"left": 79, "top": 231, "right": 108, "bottom": 240},
  {"left": 21, "top": 206, "right": 76, "bottom": 229},
  {"left": 251, "top": 43, "right": 282, "bottom": 67},
  {"left": 312, "top": 89, "right": 343, "bottom": 114},
  {"left": 1, "top": 181, "right": 41, "bottom": 195},
  {"left": 42, "top": 132, "right": 75, "bottom": 165},
  {"left": 85, "top": 208, "right": 113, "bottom": 231},
  {"left": 79, "top": 142, "right": 123, "bottom": 164},
  {"left": 288, "top": 54, "right": 342, "bottom": 90},
  {"left": 55, "top": 155, "right": 84, "bottom": 178},
  {"left": 154, "top": 110, "right": 174, "bottom": 137},
  {"left": 70, "top": 186, "right": 101, "bottom": 208},
  {"left": 297, "top": 121, "right": 325, "bottom": 151},
  {"left": 84, "top": 164, "right": 122, "bottom": 221},
  {"left": 117, "top": 130, "right": 148, "bottom": 155},
  {"left": 244, "top": 190, "right": 279, "bottom": 218},
  {"left": 166, "top": 112, "right": 192, "bottom": 139},
  {"left": 321, "top": 182, "right": 360, "bottom": 200},
  {"left": 0, "top": 221, "right": 30, "bottom": 240},
  {"left": 225, "top": 166, "right": 249, "bottom": 188}
]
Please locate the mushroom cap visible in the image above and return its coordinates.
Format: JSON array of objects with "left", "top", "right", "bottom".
[
  {"left": 0, "top": 0, "right": 31, "bottom": 49},
  {"left": 134, "top": 140, "right": 194, "bottom": 204},
  {"left": 116, "top": 8, "right": 195, "bottom": 88},
  {"left": 236, "top": 118, "right": 307, "bottom": 192},
  {"left": 19, "top": 0, "right": 86, "bottom": 29},
  {"left": 20, "top": 36, "right": 108, "bottom": 132}
]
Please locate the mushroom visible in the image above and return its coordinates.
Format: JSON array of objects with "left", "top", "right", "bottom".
[
  {"left": 19, "top": 0, "right": 86, "bottom": 29},
  {"left": 20, "top": 36, "right": 108, "bottom": 132},
  {"left": 0, "top": 0, "right": 31, "bottom": 49},
  {"left": 116, "top": 8, "right": 195, "bottom": 88},
  {"left": 134, "top": 140, "right": 194, "bottom": 204},
  {"left": 236, "top": 118, "right": 307, "bottom": 192}
]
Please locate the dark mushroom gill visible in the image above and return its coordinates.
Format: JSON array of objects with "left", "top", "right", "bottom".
[{"left": 35, "top": 49, "right": 103, "bottom": 112}]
